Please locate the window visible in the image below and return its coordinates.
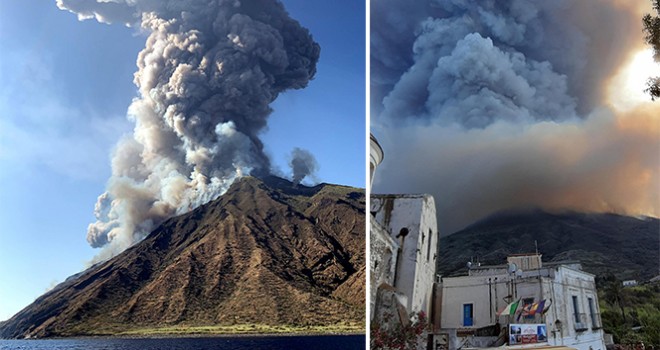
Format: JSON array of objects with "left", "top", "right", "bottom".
[
  {"left": 421, "top": 232, "right": 425, "bottom": 252},
  {"left": 572, "top": 295, "right": 580, "bottom": 323},
  {"left": 463, "top": 303, "right": 474, "bottom": 326},
  {"left": 588, "top": 297, "right": 597, "bottom": 327},
  {"left": 426, "top": 229, "right": 432, "bottom": 262},
  {"left": 573, "top": 295, "right": 588, "bottom": 331}
]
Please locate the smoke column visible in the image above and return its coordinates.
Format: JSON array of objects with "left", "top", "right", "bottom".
[
  {"left": 57, "top": 0, "right": 320, "bottom": 255},
  {"left": 289, "top": 147, "right": 318, "bottom": 184},
  {"left": 371, "top": 0, "right": 659, "bottom": 234}
]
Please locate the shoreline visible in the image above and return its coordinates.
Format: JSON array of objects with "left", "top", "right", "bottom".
[
  {"left": 4, "top": 332, "right": 366, "bottom": 340},
  {"left": 3, "top": 324, "right": 366, "bottom": 340}
]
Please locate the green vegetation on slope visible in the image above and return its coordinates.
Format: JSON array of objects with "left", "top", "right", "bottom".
[
  {"left": 598, "top": 276, "right": 660, "bottom": 347},
  {"left": 117, "top": 322, "right": 364, "bottom": 336},
  {"left": 60, "top": 322, "right": 364, "bottom": 337}
]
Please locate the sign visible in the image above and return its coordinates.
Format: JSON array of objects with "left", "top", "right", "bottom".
[{"left": 509, "top": 324, "right": 547, "bottom": 345}]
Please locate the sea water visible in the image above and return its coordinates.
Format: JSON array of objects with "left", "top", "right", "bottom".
[{"left": 0, "top": 335, "right": 365, "bottom": 350}]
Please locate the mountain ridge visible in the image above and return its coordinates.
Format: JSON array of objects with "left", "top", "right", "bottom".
[{"left": 437, "top": 209, "right": 659, "bottom": 281}]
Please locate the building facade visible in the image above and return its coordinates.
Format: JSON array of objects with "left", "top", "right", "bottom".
[
  {"left": 372, "top": 194, "right": 438, "bottom": 316},
  {"left": 370, "top": 133, "right": 402, "bottom": 322},
  {"left": 369, "top": 134, "right": 440, "bottom": 330},
  {"left": 434, "top": 254, "right": 605, "bottom": 350},
  {"left": 370, "top": 216, "right": 400, "bottom": 319}
]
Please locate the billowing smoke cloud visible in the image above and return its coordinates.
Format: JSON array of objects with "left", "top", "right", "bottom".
[
  {"left": 372, "top": 0, "right": 660, "bottom": 234},
  {"left": 289, "top": 147, "right": 318, "bottom": 184},
  {"left": 57, "top": 0, "right": 320, "bottom": 253},
  {"left": 376, "top": 106, "right": 659, "bottom": 233}
]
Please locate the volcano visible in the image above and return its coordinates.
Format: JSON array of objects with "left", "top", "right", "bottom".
[
  {"left": 437, "top": 209, "right": 659, "bottom": 281},
  {"left": 0, "top": 176, "right": 365, "bottom": 338}
]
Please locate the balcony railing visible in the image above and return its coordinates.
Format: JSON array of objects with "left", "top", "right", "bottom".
[{"left": 573, "top": 313, "right": 588, "bottom": 331}]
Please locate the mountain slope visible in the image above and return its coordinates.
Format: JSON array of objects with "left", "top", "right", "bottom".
[
  {"left": 437, "top": 209, "right": 659, "bottom": 280},
  {"left": 0, "top": 176, "right": 365, "bottom": 339}
]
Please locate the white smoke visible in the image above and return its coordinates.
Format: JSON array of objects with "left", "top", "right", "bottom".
[{"left": 57, "top": 0, "right": 320, "bottom": 253}]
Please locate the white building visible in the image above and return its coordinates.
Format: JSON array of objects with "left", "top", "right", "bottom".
[
  {"left": 370, "top": 134, "right": 384, "bottom": 189},
  {"left": 369, "top": 134, "right": 439, "bottom": 327},
  {"left": 371, "top": 194, "right": 438, "bottom": 317},
  {"left": 434, "top": 254, "right": 605, "bottom": 350},
  {"left": 370, "top": 134, "right": 401, "bottom": 320},
  {"left": 622, "top": 280, "right": 637, "bottom": 287}
]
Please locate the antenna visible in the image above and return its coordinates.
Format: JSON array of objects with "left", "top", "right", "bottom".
[{"left": 535, "top": 240, "right": 539, "bottom": 255}]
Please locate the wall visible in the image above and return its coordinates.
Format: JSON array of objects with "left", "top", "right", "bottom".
[
  {"left": 438, "top": 263, "right": 605, "bottom": 350},
  {"left": 508, "top": 254, "right": 543, "bottom": 271},
  {"left": 544, "top": 266, "right": 605, "bottom": 350},
  {"left": 370, "top": 217, "right": 399, "bottom": 320},
  {"left": 371, "top": 194, "right": 438, "bottom": 315},
  {"left": 440, "top": 269, "right": 512, "bottom": 328}
]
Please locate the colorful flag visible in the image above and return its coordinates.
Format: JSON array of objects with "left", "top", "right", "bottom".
[
  {"left": 517, "top": 302, "right": 533, "bottom": 321},
  {"left": 498, "top": 299, "right": 520, "bottom": 316},
  {"left": 541, "top": 299, "right": 552, "bottom": 314},
  {"left": 529, "top": 299, "right": 546, "bottom": 316}
]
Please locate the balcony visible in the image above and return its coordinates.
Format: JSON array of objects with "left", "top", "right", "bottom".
[{"left": 573, "top": 313, "right": 588, "bottom": 331}]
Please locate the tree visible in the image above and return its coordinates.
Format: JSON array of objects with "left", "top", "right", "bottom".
[
  {"left": 603, "top": 279, "right": 627, "bottom": 323},
  {"left": 643, "top": 0, "right": 660, "bottom": 100}
]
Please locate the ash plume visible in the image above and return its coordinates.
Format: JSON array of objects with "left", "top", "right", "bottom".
[
  {"left": 57, "top": 0, "right": 320, "bottom": 254},
  {"left": 372, "top": 0, "right": 659, "bottom": 234},
  {"left": 289, "top": 147, "right": 318, "bottom": 184}
]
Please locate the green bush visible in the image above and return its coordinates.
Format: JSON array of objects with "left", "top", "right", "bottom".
[{"left": 599, "top": 282, "right": 660, "bottom": 347}]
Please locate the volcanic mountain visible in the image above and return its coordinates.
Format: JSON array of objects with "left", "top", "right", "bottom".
[
  {"left": 437, "top": 209, "right": 659, "bottom": 280},
  {"left": 0, "top": 176, "right": 365, "bottom": 339}
]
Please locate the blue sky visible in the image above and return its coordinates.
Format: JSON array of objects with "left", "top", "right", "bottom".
[{"left": 0, "top": 0, "right": 365, "bottom": 321}]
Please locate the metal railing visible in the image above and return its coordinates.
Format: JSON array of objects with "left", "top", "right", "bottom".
[{"left": 573, "top": 313, "right": 589, "bottom": 331}]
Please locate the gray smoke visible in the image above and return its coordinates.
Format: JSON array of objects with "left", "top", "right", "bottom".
[
  {"left": 289, "top": 147, "right": 318, "bottom": 184},
  {"left": 372, "top": 1, "right": 642, "bottom": 120},
  {"left": 57, "top": 0, "right": 320, "bottom": 254},
  {"left": 372, "top": 0, "right": 659, "bottom": 234}
]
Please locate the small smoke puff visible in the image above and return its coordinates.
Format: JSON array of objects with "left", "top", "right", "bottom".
[
  {"left": 215, "top": 121, "right": 237, "bottom": 137},
  {"left": 289, "top": 147, "right": 318, "bottom": 185}
]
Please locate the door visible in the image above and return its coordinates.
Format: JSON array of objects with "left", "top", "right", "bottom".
[{"left": 463, "top": 303, "right": 473, "bottom": 326}]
